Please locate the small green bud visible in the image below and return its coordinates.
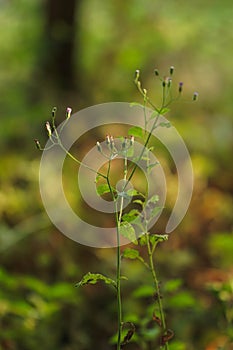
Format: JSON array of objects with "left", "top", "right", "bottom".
[
  {"left": 154, "top": 69, "right": 159, "bottom": 76},
  {"left": 106, "top": 134, "right": 110, "bottom": 145},
  {"left": 169, "top": 66, "right": 174, "bottom": 75},
  {"left": 52, "top": 107, "right": 57, "bottom": 118},
  {"left": 34, "top": 139, "right": 41, "bottom": 150}
]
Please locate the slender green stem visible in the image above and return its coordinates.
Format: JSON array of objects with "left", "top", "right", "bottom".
[
  {"left": 146, "top": 233, "right": 169, "bottom": 350},
  {"left": 116, "top": 221, "right": 122, "bottom": 350}
]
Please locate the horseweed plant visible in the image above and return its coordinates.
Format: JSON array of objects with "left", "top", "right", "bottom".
[{"left": 35, "top": 67, "right": 197, "bottom": 349}]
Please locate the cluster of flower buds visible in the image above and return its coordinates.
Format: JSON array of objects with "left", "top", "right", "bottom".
[
  {"left": 96, "top": 135, "right": 135, "bottom": 158},
  {"left": 35, "top": 106, "right": 73, "bottom": 151}
]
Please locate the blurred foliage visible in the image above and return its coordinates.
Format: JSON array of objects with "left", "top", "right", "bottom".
[{"left": 0, "top": 0, "right": 233, "bottom": 349}]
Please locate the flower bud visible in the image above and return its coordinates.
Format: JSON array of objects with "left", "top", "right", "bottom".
[
  {"left": 169, "top": 66, "right": 174, "bottom": 75},
  {"left": 52, "top": 107, "right": 57, "bottom": 118},
  {"left": 122, "top": 137, "right": 127, "bottom": 149},
  {"left": 106, "top": 134, "right": 110, "bottom": 145},
  {"left": 110, "top": 135, "right": 114, "bottom": 149},
  {"left": 66, "top": 107, "right": 72, "bottom": 119},
  {"left": 45, "top": 121, "right": 52, "bottom": 137},
  {"left": 130, "top": 135, "right": 134, "bottom": 146},
  {"left": 135, "top": 69, "right": 140, "bottom": 81},
  {"left": 154, "top": 69, "right": 159, "bottom": 76},
  {"left": 34, "top": 139, "right": 41, "bottom": 150},
  {"left": 96, "top": 141, "right": 102, "bottom": 153},
  {"left": 178, "top": 82, "right": 183, "bottom": 93},
  {"left": 192, "top": 92, "right": 198, "bottom": 101}
]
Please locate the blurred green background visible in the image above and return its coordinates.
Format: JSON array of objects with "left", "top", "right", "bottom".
[{"left": 0, "top": 0, "right": 232, "bottom": 349}]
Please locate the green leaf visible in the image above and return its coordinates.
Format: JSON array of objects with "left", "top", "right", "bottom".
[
  {"left": 159, "top": 107, "right": 170, "bottom": 115},
  {"left": 76, "top": 272, "right": 116, "bottom": 289},
  {"left": 159, "top": 121, "right": 171, "bottom": 128},
  {"left": 148, "top": 195, "right": 159, "bottom": 204},
  {"left": 126, "top": 188, "right": 139, "bottom": 197},
  {"left": 149, "top": 234, "right": 169, "bottom": 245},
  {"left": 138, "top": 234, "right": 148, "bottom": 246},
  {"left": 95, "top": 174, "right": 101, "bottom": 183},
  {"left": 128, "top": 126, "right": 144, "bottom": 139},
  {"left": 132, "top": 285, "right": 154, "bottom": 298},
  {"left": 147, "top": 162, "right": 159, "bottom": 172},
  {"left": 122, "top": 209, "right": 140, "bottom": 223},
  {"left": 122, "top": 248, "right": 139, "bottom": 259},
  {"left": 151, "top": 206, "right": 163, "bottom": 217},
  {"left": 130, "top": 102, "right": 143, "bottom": 108},
  {"left": 119, "top": 222, "right": 137, "bottom": 243},
  {"left": 133, "top": 199, "right": 144, "bottom": 206},
  {"left": 164, "top": 279, "right": 183, "bottom": 293},
  {"left": 96, "top": 184, "right": 112, "bottom": 196}
]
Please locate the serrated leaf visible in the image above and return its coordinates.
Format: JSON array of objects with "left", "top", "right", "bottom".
[
  {"left": 128, "top": 126, "right": 144, "bottom": 139},
  {"left": 96, "top": 184, "right": 111, "bottom": 196},
  {"left": 75, "top": 272, "right": 116, "bottom": 288},
  {"left": 119, "top": 222, "right": 136, "bottom": 242},
  {"left": 122, "top": 248, "right": 139, "bottom": 259},
  {"left": 122, "top": 209, "right": 140, "bottom": 223}
]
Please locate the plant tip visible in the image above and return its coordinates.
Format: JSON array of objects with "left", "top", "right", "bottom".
[
  {"left": 52, "top": 107, "right": 57, "bottom": 117},
  {"left": 34, "top": 139, "right": 41, "bottom": 150},
  {"left": 45, "top": 121, "right": 52, "bottom": 137},
  {"left": 170, "top": 66, "right": 174, "bottom": 75},
  {"left": 178, "top": 82, "right": 183, "bottom": 93},
  {"left": 192, "top": 92, "right": 198, "bottom": 101},
  {"left": 66, "top": 107, "right": 72, "bottom": 119}
]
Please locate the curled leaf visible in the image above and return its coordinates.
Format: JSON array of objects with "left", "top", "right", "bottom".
[{"left": 76, "top": 272, "right": 116, "bottom": 289}]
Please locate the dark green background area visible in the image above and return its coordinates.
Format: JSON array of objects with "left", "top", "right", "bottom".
[{"left": 0, "top": 1, "right": 232, "bottom": 349}]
